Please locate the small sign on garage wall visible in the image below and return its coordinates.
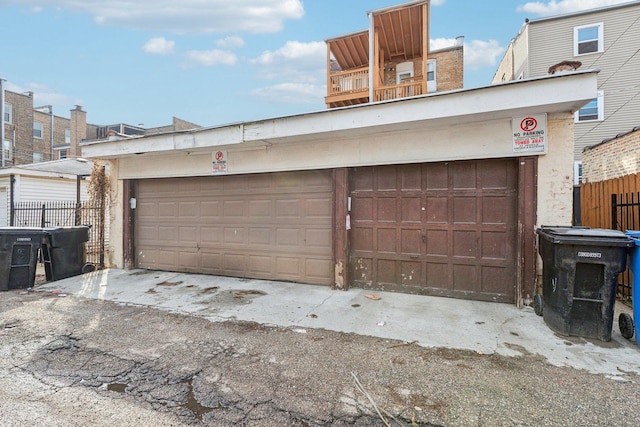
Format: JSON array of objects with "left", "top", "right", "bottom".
[
  {"left": 212, "top": 150, "right": 228, "bottom": 174},
  {"left": 512, "top": 114, "right": 547, "bottom": 154}
]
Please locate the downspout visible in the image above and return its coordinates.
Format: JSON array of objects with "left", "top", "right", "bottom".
[
  {"left": 9, "top": 174, "right": 15, "bottom": 226},
  {"left": 368, "top": 11, "right": 374, "bottom": 103}
]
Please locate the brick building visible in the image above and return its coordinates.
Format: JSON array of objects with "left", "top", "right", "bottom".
[
  {"left": 582, "top": 127, "right": 640, "bottom": 183},
  {"left": 324, "top": 0, "right": 463, "bottom": 109},
  {"left": 2, "top": 89, "right": 200, "bottom": 167},
  {"left": 2, "top": 90, "right": 98, "bottom": 166}
]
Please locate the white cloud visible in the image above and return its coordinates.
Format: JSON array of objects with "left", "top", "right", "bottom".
[
  {"left": 430, "top": 37, "right": 458, "bottom": 51},
  {"left": 0, "top": 0, "right": 304, "bottom": 34},
  {"left": 430, "top": 0, "right": 447, "bottom": 5},
  {"left": 252, "top": 83, "right": 325, "bottom": 104},
  {"left": 216, "top": 36, "right": 245, "bottom": 49},
  {"left": 517, "top": 0, "right": 632, "bottom": 16},
  {"left": 463, "top": 39, "right": 506, "bottom": 70},
  {"left": 143, "top": 37, "right": 175, "bottom": 55},
  {"left": 184, "top": 49, "right": 237, "bottom": 67},
  {"left": 249, "top": 40, "right": 326, "bottom": 104},
  {"left": 252, "top": 41, "right": 325, "bottom": 67},
  {"left": 4, "top": 80, "right": 80, "bottom": 109},
  {"left": 430, "top": 37, "right": 504, "bottom": 70}
]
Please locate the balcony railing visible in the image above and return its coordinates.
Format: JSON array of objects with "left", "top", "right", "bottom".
[
  {"left": 374, "top": 77, "right": 425, "bottom": 102},
  {"left": 328, "top": 67, "right": 369, "bottom": 96}
]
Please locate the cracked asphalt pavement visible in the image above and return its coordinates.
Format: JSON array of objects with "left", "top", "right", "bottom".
[{"left": 1, "top": 289, "right": 640, "bottom": 426}]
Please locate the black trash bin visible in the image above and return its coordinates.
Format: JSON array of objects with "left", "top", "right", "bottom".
[
  {"left": 535, "top": 226, "right": 632, "bottom": 341},
  {"left": 0, "top": 227, "right": 45, "bottom": 291},
  {"left": 42, "top": 226, "right": 91, "bottom": 281}
]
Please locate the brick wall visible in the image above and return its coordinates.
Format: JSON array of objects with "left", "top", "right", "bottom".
[
  {"left": 3, "top": 91, "right": 34, "bottom": 166},
  {"left": 33, "top": 110, "right": 51, "bottom": 162},
  {"left": 431, "top": 46, "right": 464, "bottom": 91},
  {"left": 380, "top": 45, "right": 464, "bottom": 92},
  {"left": 582, "top": 128, "right": 640, "bottom": 183}
]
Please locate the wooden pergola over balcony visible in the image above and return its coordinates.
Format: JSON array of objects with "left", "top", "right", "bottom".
[{"left": 325, "top": 0, "right": 430, "bottom": 109}]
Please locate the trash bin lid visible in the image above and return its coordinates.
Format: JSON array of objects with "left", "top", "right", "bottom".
[
  {"left": 537, "top": 226, "right": 633, "bottom": 246},
  {"left": 0, "top": 227, "right": 45, "bottom": 233},
  {"left": 625, "top": 230, "right": 640, "bottom": 247}
]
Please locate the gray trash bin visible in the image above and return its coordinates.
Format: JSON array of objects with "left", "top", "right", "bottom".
[
  {"left": 42, "top": 226, "right": 91, "bottom": 281},
  {"left": 0, "top": 227, "right": 44, "bottom": 291},
  {"left": 536, "top": 226, "right": 632, "bottom": 341}
]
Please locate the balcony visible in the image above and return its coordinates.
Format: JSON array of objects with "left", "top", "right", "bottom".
[
  {"left": 325, "top": 67, "right": 369, "bottom": 108},
  {"left": 374, "top": 76, "right": 425, "bottom": 102}
]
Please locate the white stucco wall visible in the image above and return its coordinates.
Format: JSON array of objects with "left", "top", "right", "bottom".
[
  {"left": 536, "top": 112, "right": 575, "bottom": 227},
  {"left": 94, "top": 73, "right": 597, "bottom": 270},
  {"left": 104, "top": 114, "right": 576, "bottom": 270}
]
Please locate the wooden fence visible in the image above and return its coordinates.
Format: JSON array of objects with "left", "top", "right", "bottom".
[
  {"left": 580, "top": 173, "right": 640, "bottom": 299},
  {"left": 581, "top": 173, "right": 640, "bottom": 230}
]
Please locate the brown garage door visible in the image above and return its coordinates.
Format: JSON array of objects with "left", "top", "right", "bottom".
[
  {"left": 349, "top": 160, "right": 518, "bottom": 302},
  {"left": 135, "top": 170, "right": 333, "bottom": 285}
]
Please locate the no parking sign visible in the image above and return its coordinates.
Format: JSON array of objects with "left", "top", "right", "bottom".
[
  {"left": 512, "top": 114, "right": 547, "bottom": 154},
  {"left": 212, "top": 150, "right": 227, "bottom": 174}
]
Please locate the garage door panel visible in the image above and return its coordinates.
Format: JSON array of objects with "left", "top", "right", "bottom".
[
  {"left": 400, "top": 261, "right": 421, "bottom": 286},
  {"left": 306, "top": 198, "right": 332, "bottom": 218},
  {"left": 453, "top": 197, "right": 477, "bottom": 223},
  {"left": 158, "top": 202, "right": 178, "bottom": 217},
  {"left": 277, "top": 228, "right": 303, "bottom": 246},
  {"left": 425, "top": 230, "right": 447, "bottom": 255},
  {"left": 223, "top": 227, "right": 245, "bottom": 244},
  {"left": 350, "top": 160, "right": 517, "bottom": 302},
  {"left": 425, "top": 262, "right": 448, "bottom": 286},
  {"left": 351, "top": 228, "right": 373, "bottom": 251},
  {"left": 200, "top": 226, "right": 222, "bottom": 243},
  {"left": 249, "top": 200, "right": 272, "bottom": 216},
  {"left": 306, "top": 259, "right": 333, "bottom": 282},
  {"left": 481, "top": 267, "right": 509, "bottom": 293},
  {"left": 400, "top": 229, "right": 421, "bottom": 254},
  {"left": 306, "top": 228, "right": 331, "bottom": 249},
  {"left": 425, "top": 197, "right": 447, "bottom": 222},
  {"left": 401, "top": 198, "right": 421, "bottom": 222},
  {"left": 377, "top": 228, "right": 397, "bottom": 253},
  {"left": 481, "top": 231, "right": 508, "bottom": 259},
  {"left": 249, "top": 228, "right": 272, "bottom": 245},
  {"left": 135, "top": 170, "right": 333, "bottom": 285},
  {"left": 248, "top": 255, "right": 273, "bottom": 276},
  {"left": 452, "top": 264, "right": 477, "bottom": 290},
  {"left": 452, "top": 231, "right": 477, "bottom": 258},
  {"left": 201, "top": 201, "right": 221, "bottom": 217}
]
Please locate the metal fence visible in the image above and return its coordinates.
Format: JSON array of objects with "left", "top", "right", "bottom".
[
  {"left": 11, "top": 200, "right": 106, "bottom": 267},
  {"left": 611, "top": 192, "right": 640, "bottom": 299}
]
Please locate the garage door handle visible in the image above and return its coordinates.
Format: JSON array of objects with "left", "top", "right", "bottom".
[{"left": 421, "top": 232, "right": 426, "bottom": 243}]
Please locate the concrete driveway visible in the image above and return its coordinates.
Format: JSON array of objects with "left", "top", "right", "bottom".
[{"left": 37, "top": 268, "right": 640, "bottom": 379}]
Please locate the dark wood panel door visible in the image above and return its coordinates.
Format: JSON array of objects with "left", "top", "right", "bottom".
[{"left": 349, "top": 160, "right": 518, "bottom": 302}]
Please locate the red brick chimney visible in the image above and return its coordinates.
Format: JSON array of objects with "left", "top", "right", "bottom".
[{"left": 70, "top": 105, "right": 86, "bottom": 158}]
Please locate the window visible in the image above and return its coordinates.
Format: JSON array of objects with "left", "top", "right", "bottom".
[
  {"left": 33, "top": 152, "right": 44, "bottom": 163},
  {"left": 574, "top": 23, "right": 603, "bottom": 56},
  {"left": 396, "top": 61, "right": 414, "bottom": 84},
  {"left": 33, "top": 121, "right": 43, "bottom": 138},
  {"left": 427, "top": 59, "right": 437, "bottom": 93},
  {"left": 575, "top": 90, "right": 604, "bottom": 122},
  {"left": 574, "top": 161, "right": 582, "bottom": 185},
  {"left": 65, "top": 128, "right": 71, "bottom": 144},
  {"left": 3, "top": 103, "right": 11, "bottom": 123},
  {"left": 3, "top": 140, "right": 12, "bottom": 162},
  {"left": 58, "top": 149, "right": 67, "bottom": 160}
]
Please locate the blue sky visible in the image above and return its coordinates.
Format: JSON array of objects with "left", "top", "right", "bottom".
[{"left": 0, "top": 0, "right": 634, "bottom": 128}]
